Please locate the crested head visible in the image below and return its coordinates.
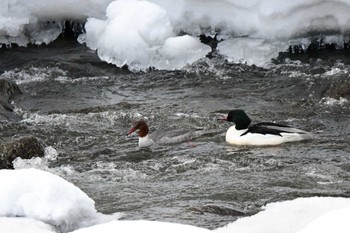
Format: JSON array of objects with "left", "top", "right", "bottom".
[
  {"left": 226, "top": 109, "right": 251, "bottom": 130},
  {"left": 127, "top": 120, "right": 149, "bottom": 137}
]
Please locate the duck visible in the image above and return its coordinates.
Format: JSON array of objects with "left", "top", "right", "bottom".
[
  {"left": 223, "top": 109, "right": 313, "bottom": 146},
  {"left": 127, "top": 120, "right": 205, "bottom": 147}
]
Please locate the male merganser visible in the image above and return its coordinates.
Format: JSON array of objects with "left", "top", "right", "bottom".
[
  {"left": 127, "top": 120, "right": 204, "bottom": 147},
  {"left": 223, "top": 109, "right": 313, "bottom": 146}
]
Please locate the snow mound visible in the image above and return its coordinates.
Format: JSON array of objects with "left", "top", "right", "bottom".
[
  {"left": 81, "top": 0, "right": 211, "bottom": 71},
  {"left": 0, "top": 168, "right": 97, "bottom": 232},
  {"left": 215, "top": 196, "right": 350, "bottom": 233},
  {"left": 0, "top": 217, "right": 56, "bottom": 233}
]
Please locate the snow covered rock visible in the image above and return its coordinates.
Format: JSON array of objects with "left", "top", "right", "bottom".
[
  {"left": 0, "top": 137, "right": 45, "bottom": 169},
  {"left": 0, "top": 168, "right": 97, "bottom": 232}
]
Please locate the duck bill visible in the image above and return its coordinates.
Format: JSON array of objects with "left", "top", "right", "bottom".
[
  {"left": 127, "top": 127, "right": 136, "bottom": 136},
  {"left": 217, "top": 116, "right": 228, "bottom": 121}
]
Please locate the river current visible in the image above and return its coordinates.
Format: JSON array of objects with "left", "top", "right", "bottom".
[{"left": 1, "top": 39, "right": 350, "bottom": 229}]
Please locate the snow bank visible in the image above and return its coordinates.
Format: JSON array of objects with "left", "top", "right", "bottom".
[
  {"left": 0, "top": 0, "right": 114, "bottom": 46},
  {"left": 296, "top": 207, "right": 350, "bottom": 233},
  {"left": 215, "top": 197, "right": 350, "bottom": 233},
  {"left": 82, "top": 0, "right": 211, "bottom": 71},
  {"left": 151, "top": 0, "right": 350, "bottom": 39},
  {"left": 4, "top": 0, "right": 350, "bottom": 44},
  {"left": 71, "top": 220, "right": 212, "bottom": 233},
  {"left": 0, "top": 168, "right": 97, "bottom": 232},
  {"left": 0, "top": 217, "right": 56, "bottom": 233},
  {"left": 3, "top": 0, "right": 350, "bottom": 67}
]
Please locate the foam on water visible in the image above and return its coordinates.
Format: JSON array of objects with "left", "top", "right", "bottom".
[
  {"left": 320, "top": 97, "right": 348, "bottom": 106},
  {"left": 82, "top": 161, "right": 149, "bottom": 183},
  {"left": 13, "top": 146, "right": 59, "bottom": 170},
  {"left": 1, "top": 67, "right": 67, "bottom": 84},
  {"left": 10, "top": 146, "right": 76, "bottom": 184}
]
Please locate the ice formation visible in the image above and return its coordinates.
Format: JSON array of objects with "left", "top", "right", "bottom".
[{"left": 2, "top": 0, "right": 350, "bottom": 68}]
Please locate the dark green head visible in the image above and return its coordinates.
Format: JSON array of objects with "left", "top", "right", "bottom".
[{"left": 226, "top": 109, "right": 251, "bottom": 130}]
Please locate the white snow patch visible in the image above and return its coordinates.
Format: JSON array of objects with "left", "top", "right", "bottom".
[{"left": 0, "top": 168, "right": 98, "bottom": 232}]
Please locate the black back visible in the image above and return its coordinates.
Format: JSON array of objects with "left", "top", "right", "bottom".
[{"left": 241, "top": 122, "right": 291, "bottom": 137}]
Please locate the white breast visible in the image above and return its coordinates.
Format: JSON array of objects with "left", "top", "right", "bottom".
[
  {"left": 225, "top": 125, "right": 311, "bottom": 146},
  {"left": 138, "top": 135, "right": 154, "bottom": 147}
]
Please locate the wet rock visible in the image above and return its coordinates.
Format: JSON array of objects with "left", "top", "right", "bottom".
[
  {"left": 0, "top": 137, "right": 45, "bottom": 169},
  {"left": 319, "top": 79, "right": 350, "bottom": 100},
  {"left": 328, "top": 80, "right": 350, "bottom": 99},
  {"left": 0, "top": 78, "right": 22, "bottom": 121},
  {"left": 0, "top": 78, "right": 22, "bottom": 101},
  {"left": 200, "top": 34, "right": 216, "bottom": 49},
  {"left": 199, "top": 33, "right": 223, "bottom": 51},
  {"left": 199, "top": 33, "right": 224, "bottom": 59}
]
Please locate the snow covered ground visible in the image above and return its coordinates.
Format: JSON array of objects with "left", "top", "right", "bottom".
[
  {"left": 2, "top": 0, "right": 350, "bottom": 69},
  {"left": 0, "top": 168, "right": 350, "bottom": 233}
]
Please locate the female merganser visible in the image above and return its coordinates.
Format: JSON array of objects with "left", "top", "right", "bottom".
[
  {"left": 223, "top": 109, "right": 313, "bottom": 146},
  {"left": 127, "top": 120, "right": 204, "bottom": 147}
]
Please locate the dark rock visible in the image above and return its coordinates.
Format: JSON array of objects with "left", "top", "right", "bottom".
[
  {"left": 318, "top": 79, "right": 350, "bottom": 99},
  {"left": 0, "top": 78, "right": 22, "bottom": 100},
  {"left": 329, "top": 80, "right": 350, "bottom": 98},
  {"left": 0, "top": 137, "right": 45, "bottom": 169},
  {"left": 61, "top": 21, "right": 85, "bottom": 39},
  {"left": 199, "top": 33, "right": 222, "bottom": 50},
  {"left": 278, "top": 36, "right": 350, "bottom": 64},
  {"left": 0, "top": 78, "right": 22, "bottom": 121}
]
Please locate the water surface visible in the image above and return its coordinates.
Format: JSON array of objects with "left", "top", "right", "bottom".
[{"left": 1, "top": 40, "right": 350, "bottom": 229}]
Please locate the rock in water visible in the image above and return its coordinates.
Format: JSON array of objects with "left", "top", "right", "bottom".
[
  {"left": 0, "top": 137, "right": 45, "bottom": 169},
  {"left": 0, "top": 78, "right": 22, "bottom": 99},
  {"left": 0, "top": 78, "right": 22, "bottom": 121}
]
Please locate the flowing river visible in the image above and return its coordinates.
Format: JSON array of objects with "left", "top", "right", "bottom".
[{"left": 1, "top": 39, "right": 350, "bottom": 229}]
